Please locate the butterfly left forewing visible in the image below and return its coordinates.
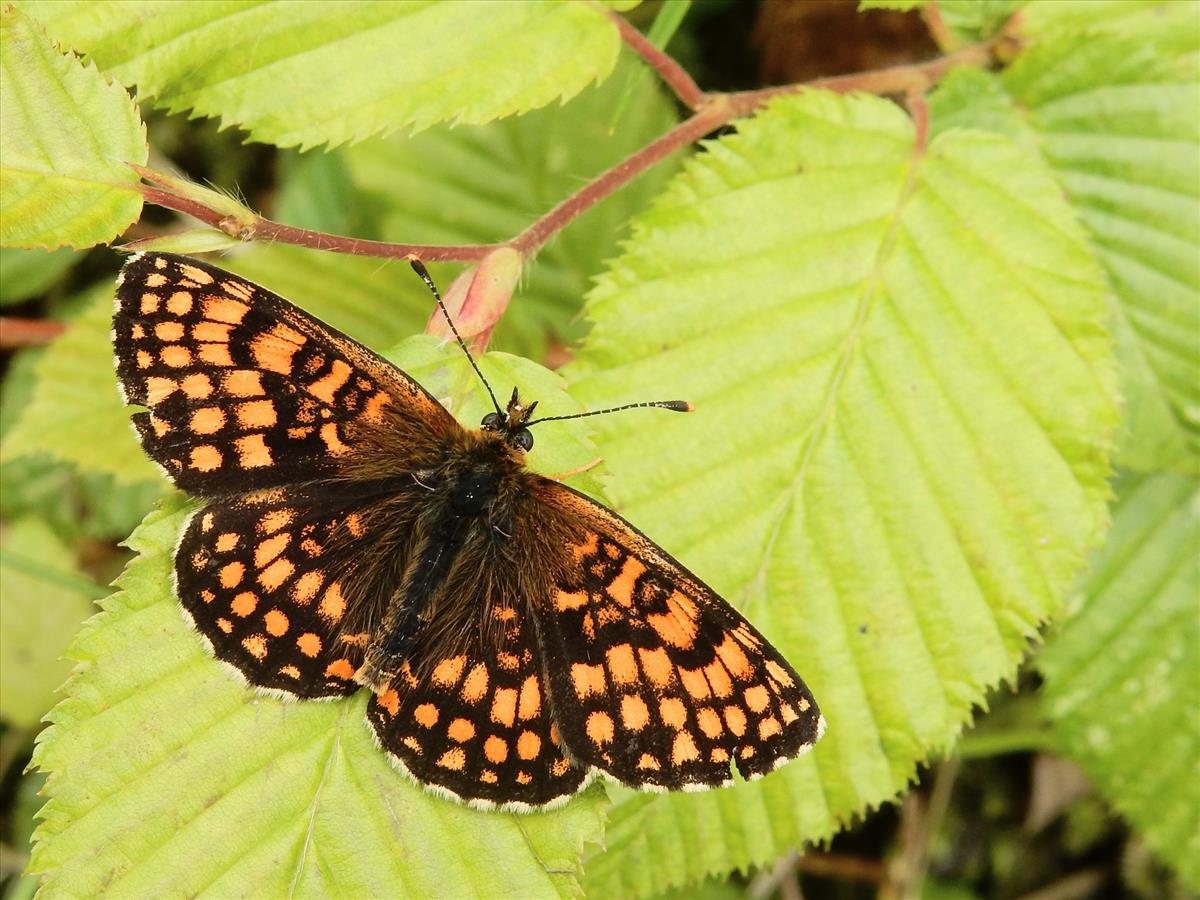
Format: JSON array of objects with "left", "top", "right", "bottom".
[{"left": 528, "top": 479, "right": 824, "bottom": 790}]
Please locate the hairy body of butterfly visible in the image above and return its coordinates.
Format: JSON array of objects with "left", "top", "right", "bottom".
[{"left": 113, "top": 252, "right": 824, "bottom": 811}]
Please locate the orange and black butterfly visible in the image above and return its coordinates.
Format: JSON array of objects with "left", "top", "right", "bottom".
[{"left": 112, "top": 252, "right": 823, "bottom": 810}]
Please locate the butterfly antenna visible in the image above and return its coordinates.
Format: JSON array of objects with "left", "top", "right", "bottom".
[
  {"left": 525, "top": 399, "right": 693, "bottom": 427},
  {"left": 409, "top": 259, "right": 502, "bottom": 416}
]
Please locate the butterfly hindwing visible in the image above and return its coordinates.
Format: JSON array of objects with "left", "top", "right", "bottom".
[
  {"left": 113, "top": 252, "right": 458, "bottom": 495},
  {"left": 529, "top": 480, "right": 824, "bottom": 790},
  {"left": 366, "top": 567, "right": 588, "bottom": 809}
]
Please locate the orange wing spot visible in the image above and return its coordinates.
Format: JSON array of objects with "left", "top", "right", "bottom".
[
  {"left": 291, "top": 571, "right": 324, "bottom": 607},
  {"left": 571, "top": 662, "right": 606, "bottom": 699},
  {"left": 231, "top": 591, "right": 257, "bottom": 616},
  {"left": 136, "top": 350, "right": 153, "bottom": 368},
  {"left": 192, "top": 321, "right": 231, "bottom": 343},
  {"left": 680, "top": 667, "right": 711, "bottom": 700},
  {"left": 549, "top": 723, "right": 561, "bottom": 746},
  {"left": 320, "top": 422, "right": 350, "bottom": 456},
  {"left": 257, "top": 557, "right": 294, "bottom": 592},
  {"left": 203, "top": 296, "right": 250, "bottom": 325},
  {"left": 232, "top": 400, "right": 276, "bottom": 430},
  {"left": 621, "top": 694, "right": 650, "bottom": 731},
  {"left": 765, "top": 659, "right": 795, "bottom": 688},
  {"left": 447, "top": 718, "right": 475, "bottom": 743},
  {"left": 516, "top": 771, "right": 532, "bottom": 786},
  {"left": 235, "top": 433, "right": 273, "bottom": 469},
  {"left": 215, "top": 532, "right": 239, "bottom": 553},
  {"left": 130, "top": 323, "right": 145, "bottom": 339},
  {"left": 319, "top": 583, "right": 346, "bottom": 622},
  {"left": 224, "top": 369, "right": 264, "bottom": 397},
  {"left": 432, "top": 655, "right": 466, "bottom": 687},
  {"left": 201, "top": 512, "right": 215, "bottom": 531},
  {"left": 198, "top": 343, "right": 233, "bottom": 369},
  {"left": 378, "top": 689, "right": 400, "bottom": 716},
  {"left": 638, "top": 647, "right": 675, "bottom": 687},
  {"left": 491, "top": 688, "right": 517, "bottom": 727},
  {"left": 140, "top": 292, "right": 160, "bottom": 314},
  {"left": 496, "top": 652, "right": 519, "bottom": 670},
  {"left": 254, "top": 533, "right": 290, "bottom": 568},
  {"left": 362, "top": 391, "right": 390, "bottom": 423},
  {"left": 798, "top": 697, "right": 811, "bottom": 712},
  {"left": 222, "top": 280, "right": 252, "bottom": 300},
  {"left": 189, "top": 406, "right": 225, "bottom": 435},
  {"left": 178, "top": 264, "right": 213, "bottom": 285},
  {"left": 219, "top": 561, "right": 245, "bottom": 589},
  {"left": 242, "top": 634, "right": 268, "bottom": 660},
  {"left": 461, "top": 662, "right": 489, "bottom": 703},
  {"left": 297, "top": 632, "right": 322, "bottom": 657},
  {"left": 480, "top": 769, "right": 499, "bottom": 785},
  {"left": 166, "top": 291, "right": 194, "bottom": 315},
  {"left": 516, "top": 731, "right": 541, "bottom": 760},
  {"left": 437, "top": 748, "right": 467, "bottom": 771},
  {"left": 323, "top": 658, "right": 354, "bottom": 680},
  {"left": 649, "top": 596, "right": 699, "bottom": 649},
  {"left": 744, "top": 685, "right": 770, "bottom": 713},
  {"left": 190, "top": 550, "right": 209, "bottom": 571},
  {"left": 739, "top": 746, "right": 756, "bottom": 760},
  {"left": 200, "top": 589, "right": 216, "bottom": 604},
  {"left": 711, "top": 747, "right": 730, "bottom": 763},
  {"left": 413, "top": 703, "right": 439, "bottom": 728},
  {"left": 484, "top": 735, "right": 508, "bottom": 764},
  {"left": 143, "top": 376, "right": 178, "bottom": 404},
  {"left": 154, "top": 257, "right": 167, "bottom": 269},
  {"left": 696, "top": 707, "right": 724, "bottom": 738},
  {"left": 340, "top": 631, "right": 370, "bottom": 647},
  {"left": 250, "top": 322, "right": 305, "bottom": 374},
  {"left": 300, "top": 538, "right": 322, "bottom": 557},
  {"left": 758, "top": 717, "right": 782, "bottom": 739},
  {"left": 154, "top": 321, "right": 185, "bottom": 342},
  {"left": 181, "top": 372, "right": 214, "bottom": 399},
  {"left": 344, "top": 513, "right": 366, "bottom": 537},
  {"left": 493, "top": 605, "right": 518, "bottom": 622},
  {"left": 715, "top": 634, "right": 754, "bottom": 681},
  {"left": 553, "top": 588, "right": 588, "bottom": 611},
  {"left": 672, "top": 731, "right": 700, "bottom": 765},
  {"left": 149, "top": 415, "right": 170, "bottom": 437},
  {"left": 145, "top": 273, "right": 167, "bottom": 287},
  {"left": 571, "top": 532, "right": 599, "bottom": 562},
  {"left": 704, "top": 660, "right": 734, "bottom": 698},
  {"left": 518, "top": 675, "right": 541, "bottom": 720},
  {"left": 637, "top": 753, "right": 661, "bottom": 771},
  {"left": 264, "top": 609, "right": 289, "bottom": 636},
  {"left": 586, "top": 711, "right": 615, "bottom": 746},
  {"left": 659, "top": 697, "right": 687, "bottom": 729},
  {"left": 260, "top": 509, "right": 295, "bottom": 534},
  {"left": 607, "top": 556, "right": 646, "bottom": 607},
  {"left": 216, "top": 617, "right": 233, "bottom": 634},
  {"left": 723, "top": 706, "right": 748, "bottom": 737},
  {"left": 307, "top": 358, "right": 352, "bottom": 403},
  {"left": 160, "top": 345, "right": 192, "bottom": 368},
  {"left": 280, "top": 665, "right": 301, "bottom": 680},
  {"left": 401, "top": 736, "right": 422, "bottom": 754},
  {"left": 780, "top": 703, "right": 799, "bottom": 724},
  {"left": 551, "top": 759, "right": 570, "bottom": 777},
  {"left": 605, "top": 643, "right": 638, "bottom": 685}
]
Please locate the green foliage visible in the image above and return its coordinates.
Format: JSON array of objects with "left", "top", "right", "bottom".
[
  {"left": 0, "top": 5, "right": 145, "bottom": 248},
  {"left": 27, "top": 345, "right": 609, "bottom": 897},
  {"left": 0, "top": 248, "right": 78, "bottom": 305},
  {"left": 18, "top": 0, "right": 625, "bottom": 150},
  {"left": 567, "top": 89, "right": 1117, "bottom": 895},
  {"left": 1041, "top": 472, "right": 1200, "bottom": 887}
]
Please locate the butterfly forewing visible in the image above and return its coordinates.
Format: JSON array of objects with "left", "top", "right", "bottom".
[
  {"left": 530, "top": 480, "right": 824, "bottom": 789},
  {"left": 113, "top": 253, "right": 456, "bottom": 495}
]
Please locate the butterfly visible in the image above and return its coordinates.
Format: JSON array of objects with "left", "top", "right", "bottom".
[{"left": 112, "top": 252, "right": 824, "bottom": 811}]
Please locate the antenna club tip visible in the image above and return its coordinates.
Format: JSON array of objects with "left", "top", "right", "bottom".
[{"left": 669, "top": 401, "right": 694, "bottom": 413}]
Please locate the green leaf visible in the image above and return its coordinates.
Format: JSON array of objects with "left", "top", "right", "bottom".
[
  {"left": 0, "top": 4, "right": 144, "bottom": 249},
  {"left": 564, "top": 91, "right": 1117, "bottom": 895},
  {"left": 1021, "top": 0, "right": 1200, "bottom": 60},
  {"left": 935, "top": 0, "right": 1025, "bottom": 44},
  {"left": 339, "top": 54, "right": 680, "bottom": 358},
  {"left": 0, "top": 517, "right": 97, "bottom": 727},
  {"left": 30, "top": 341, "right": 611, "bottom": 896},
  {"left": 20, "top": 0, "right": 623, "bottom": 150},
  {"left": 1040, "top": 471, "right": 1200, "bottom": 887},
  {"left": 0, "top": 247, "right": 79, "bottom": 304},
  {"left": 929, "top": 34, "right": 1200, "bottom": 471}
]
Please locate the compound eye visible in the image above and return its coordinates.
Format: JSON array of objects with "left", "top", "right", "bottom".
[
  {"left": 512, "top": 428, "right": 534, "bottom": 452},
  {"left": 481, "top": 412, "right": 502, "bottom": 429}
]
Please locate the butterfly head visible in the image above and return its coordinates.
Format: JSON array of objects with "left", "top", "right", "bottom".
[{"left": 481, "top": 386, "right": 537, "bottom": 452}]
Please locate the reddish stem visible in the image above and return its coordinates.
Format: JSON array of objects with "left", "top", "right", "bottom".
[
  {"left": 604, "top": 6, "right": 706, "bottom": 110},
  {"left": 0, "top": 317, "right": 65, "bottom": 348}
]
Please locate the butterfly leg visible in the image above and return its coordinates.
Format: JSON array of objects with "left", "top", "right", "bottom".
[{"left": 543, "top": 457, "right": 602, "bottom": 482}]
